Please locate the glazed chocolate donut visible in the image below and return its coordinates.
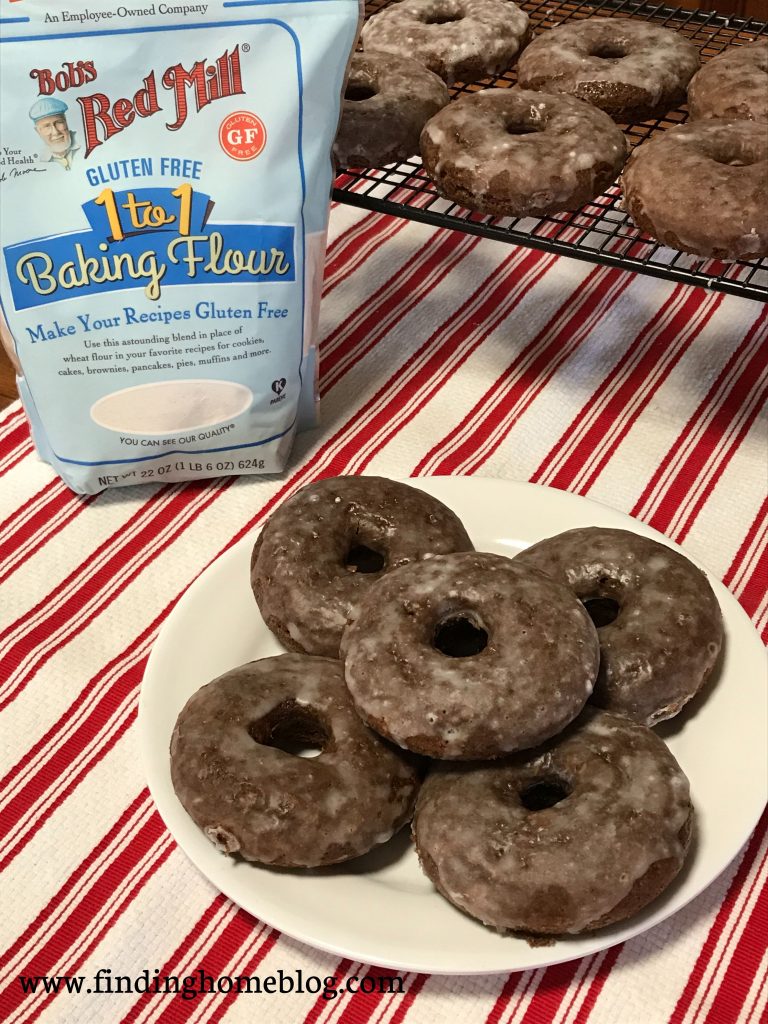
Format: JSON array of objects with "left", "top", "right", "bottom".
[
  {"left": 412, "top": 708, "right": 693, "bottom": 936},
  {"left": 420, "top": 88, "right": 627, "bottom": 217},
  {"left": 170, "top": 655, "right": 421, "bottom": 867},
  {"left": 361, "top": 0, "right": 530, "bottom": 86},
  {"left": 334, "top": 51, "right": 449, "bottom": 168},
  {"left": 341, "top": 551, "right": 600, "bottom": 759},
  {"left": 515, "top": 527, "right": 724, "bottom": 726},
  {"left": 688, "top": 40, "right": 768, "bottom": 123},
  {"left": 620, "top": 120, "right": 768, "bottom": 259},
  {"left": 251, "top": 476, "right": 473, "bottom": 657},
  {"left": 517, "top": 18, "right": 700, "bottom": 122}
]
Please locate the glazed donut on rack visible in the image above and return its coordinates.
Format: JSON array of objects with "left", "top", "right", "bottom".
[
  {"left": 420, "top": 88, "right": 628, "bottom": 217},
  {"left": 361, "top": 0, "right": 531, "bottom": 85},
  {"left": 620, "top": 119, "right": 768, "bottom": 260},
  {"left": 517, "top": 17, "right": 700, "bottom": 122},
  {"left": 334, "top": 51, "right": 450, "bottom": 167},
  {"left": 688, "top": 39, "right": 768, "bottom": 123},
  {"left": 170, "top": 655, "right": 421, "bottom": 867}
]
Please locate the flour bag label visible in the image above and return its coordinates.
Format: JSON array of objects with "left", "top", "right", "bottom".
[{"left": 0, "top": 0, "right": 360, "bottom": 493}]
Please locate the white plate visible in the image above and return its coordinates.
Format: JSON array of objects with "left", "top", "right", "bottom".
[{"left": 138, "top": 478, "right": 768, "bottom": 975}]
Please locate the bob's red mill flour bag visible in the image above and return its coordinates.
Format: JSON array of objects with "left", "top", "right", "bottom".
[{"left": 0, "top": 0, "right": 360, "bottom": 494}]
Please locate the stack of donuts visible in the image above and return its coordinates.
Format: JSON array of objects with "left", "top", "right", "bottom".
[
  {"left": 333, "top": 1, "right": 768, "bottom": 261},
  {"left": 171, "top": 475, "right": 724, "bottom": 939}
]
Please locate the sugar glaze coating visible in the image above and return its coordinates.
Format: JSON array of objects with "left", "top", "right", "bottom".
[
  {"left": 413, "top": 708, "right": 693, "bottom": 935},
  {"left": 515, "top": 527, "right": 724, "bottom": 725},
  {"left": 342, "top": 551, "right": 599, "bottom": 759},
  {"left": 251, "top": 476, "right": 474, "bottom": 658},
  {"left": 170, "top": 655, "right": 421, "bottom": 867},
  {"left": 420, "top": 88, "right": 627, "bottom": 217},
  {"left": 621, "top": 119, "right": 768, "bottom": 259},
  {"left": 334, "top": 51, "right": 450, "bottom": 168},
  {"left": 688, "top": 40, "right": 768, "bottom": 123},
  {"left": 361, "top": 0, "right": 530, "bottom": 85},
  {"left": 517, "top": 17, "right": 700, "bottom": 122}
]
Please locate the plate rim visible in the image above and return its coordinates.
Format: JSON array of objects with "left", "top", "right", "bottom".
[{"left": 138, "top": 477, "right": 768, "bottom": 975}]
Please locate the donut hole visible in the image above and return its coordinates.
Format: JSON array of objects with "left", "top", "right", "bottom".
[
  {"left": 423, "top": 13, "right": 464, "bottom": 24},
  {"left": 590, "top": 43, "right": 629, "bottom": 60},
  {"left": 345, "top": 83, "right": 377, "bottom": 102},
  {"left": 249, "top": 700, "right": 331, "bottom": 759},
  {"left": 433, "top": 613, "right": 488, "bottom": 657},
  {"left": 709, "top": 153, "right": 759, "bottom": 168},
  {"left": 520, "top": 775, "right": 572, "bottom": 811},
  {"left": 505, "top": 123, "right": 540, "bottom": 136},
  {"left": 701, "top": 140, "right": 761, "bottom": 168},
  {"left": 345, "top": 543, "right": 386, "bottom": 574},
  {"left": 582, "top": 596, "right": 620, "bottom": 628}
]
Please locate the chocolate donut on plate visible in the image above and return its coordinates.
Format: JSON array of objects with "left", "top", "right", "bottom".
[
  {"left": 420, "top": 88, "right": 628, "bottom": 217},
  {"left": 334, "top": 51, "right": 449, "bottom": 168},
  {"left": 515, "top": 527, "right": 724, "bottom": 726},
  {"left": 341, "top": 551, "right": 600, "bottom": 760},
  {"left": 251, "top": 476, "right": 474, "bottom": 658},
  {"left": 688, "top": 39, "right": 768, "bottom": 123},
  {"left": 170, "top": 655, "right": 421, "bottom": 867},
  {"left": 517, "top": 17, "right": 700, "bottom": 122},
  {"left": 361, "top": 0, "right": 531, "bottom": 85},
  {"left": 412, "top": 708, "right": 693, "bottom": 936},
  {"left": 620, "top": 119, "right": 768, "bottom": 259}
]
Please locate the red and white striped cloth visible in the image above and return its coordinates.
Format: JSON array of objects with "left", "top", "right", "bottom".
[{"left": 1, "top": 204, "right": 766, "bottom": 1024}]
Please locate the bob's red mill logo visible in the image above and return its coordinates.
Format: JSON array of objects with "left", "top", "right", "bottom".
[{"left": 29, "top": 48, "right": 245, "bottom": 157}]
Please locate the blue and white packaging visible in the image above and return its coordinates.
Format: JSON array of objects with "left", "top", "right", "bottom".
[{"left": 0, "top": 0, "right": 360, "bottom": 493}]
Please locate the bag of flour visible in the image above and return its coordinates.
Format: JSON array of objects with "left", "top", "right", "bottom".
[{"left": 0, "top": 0, "right": 360, "bottom": 493}]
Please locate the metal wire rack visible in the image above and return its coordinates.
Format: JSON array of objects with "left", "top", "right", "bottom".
[{"left": 332, "top": 0, "right": 768, "bottom": 301}]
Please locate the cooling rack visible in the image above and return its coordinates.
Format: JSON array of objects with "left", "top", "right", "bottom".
[{"left": 332, "top": 0, "right": 768, "bottom": 301}]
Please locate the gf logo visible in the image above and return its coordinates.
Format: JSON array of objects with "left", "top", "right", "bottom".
[{"left": 271, "top": 378, "right": 286, "bottom": 396}]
